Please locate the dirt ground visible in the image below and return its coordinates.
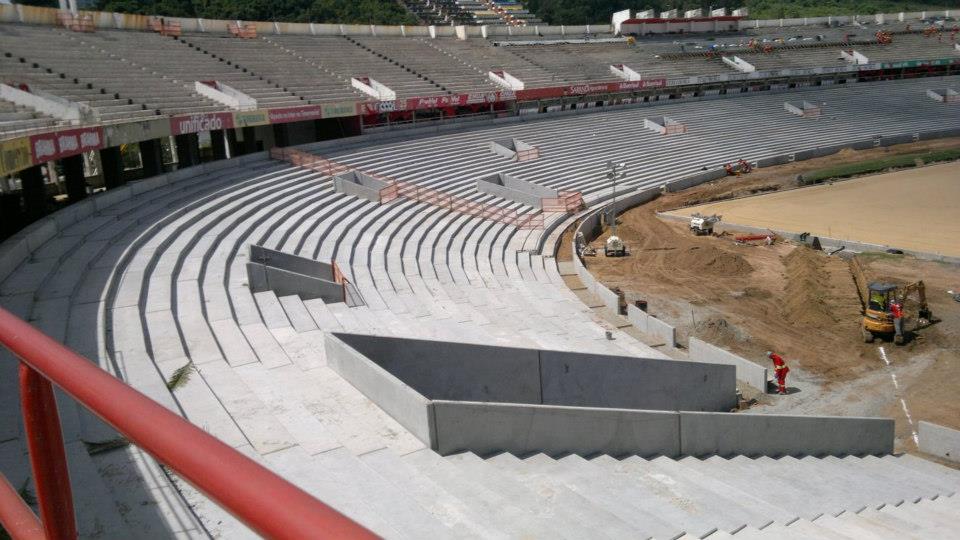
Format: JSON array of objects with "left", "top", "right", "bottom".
[
  {"left": 578, "top": 139, "right": 960, "bottom": 453},
  {"left": 668, "top": 162, "right": 960, "bottom": 257}
]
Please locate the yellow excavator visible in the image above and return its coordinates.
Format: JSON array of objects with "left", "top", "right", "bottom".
[{"left": 850, "top": 258, "right": 933, "bottom": 344}]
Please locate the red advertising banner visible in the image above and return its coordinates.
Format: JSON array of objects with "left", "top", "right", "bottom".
[
  {"left": 359, "top": 90, "right": 516, "bottom": 115},
  {"left": 267, "top": 105, "right": 323, "bottom": 124},
  {"left": 29, "top": 126, "right": 104, "bottom": 164},
  {"left": 515, "top": 79, "right": 667, "bottom": 101},
  {"left": 170, "top": 112, "right": 235, "bottom": 135}
]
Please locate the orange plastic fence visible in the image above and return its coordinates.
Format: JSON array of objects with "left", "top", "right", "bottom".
[
  {"left": 542, "top": 191, "right": 585, "bottom": 214},
  {"left": 149, "top": 18, "right": 182, "bottom": 37},
  {"left": 271, "top": 147, "right": 545, "bottom": 229},
  {"left": 228, "top": 22, "right": 258, "bottom": 38},
  {"left": 515, "top": 147, "right": 541, "bottom": 162},
  {"left": 57, "top": 12, "right": 95, "bottom": 32}
]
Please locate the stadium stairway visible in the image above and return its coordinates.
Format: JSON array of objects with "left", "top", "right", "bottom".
[{"left": 2, "top": 76, "right": 960, "bottom": 538}]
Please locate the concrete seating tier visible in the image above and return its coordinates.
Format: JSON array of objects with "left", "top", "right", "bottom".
[
  {"left": 181, "top": 35, "right": 360, "bottom": 104},
  {"left": 82, "top": 30, "right": 304, "bottom": 109},
  {"left": 0, "top": 24, "right": 223, "bottom": 116},
  {"left": 267, "top": 35, "right": 448, "bottom": 98},
  {"left": 2, "top": 76, "right": 960, "bottom": 537},
  {"left": 0, "top": 95, "right": 62, "bottom": 134},
  {"left": 352, "top": 37, "right": 496, "bottom": 94}
]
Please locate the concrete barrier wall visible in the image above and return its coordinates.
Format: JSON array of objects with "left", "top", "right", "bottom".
[
  {"left": 246, "top": 263, "right": 344, "bottom": 303},
  {"left": 539, "top": 350, "right": 735, "bottom": 411},
  {"left": 688, "top": 338, "right": 769, "bottom": 392},
  {"left": 627, "top": 304, "right": 677, "bottom": 347},
  {"left": 667, "top": 169, "right": 728, "bottom": 192},
  {"left": 432, "top": 401, "right": 681, "bottom": 457},
  {"left": 249, "top": 245, "right": 332, "bottom": 277},
  {"left": 331, "top": 333, "right": 734, "bottom": 410},
  {"left": 679, "top": 412, "right": 894, "bottom": 457},
  {"left": 324, "top": 335, "right": 436, "bottom": 446},
  {"left": 918, "top": 421, "right": 960, "bottom": 464},
  {"left": 595, "top": 282, "right": 621, "bottom": 313},
  {"left": 476, "top": 172, "right": 553, "bottom": 209}
]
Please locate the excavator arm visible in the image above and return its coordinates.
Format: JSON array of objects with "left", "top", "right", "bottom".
[{"left": 898, "top": 281, "right": 932, "bottom": 322}]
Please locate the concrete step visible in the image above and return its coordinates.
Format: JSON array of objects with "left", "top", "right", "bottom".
[{"left": 277, "top": 294, "right": 319, "bottom": 333}]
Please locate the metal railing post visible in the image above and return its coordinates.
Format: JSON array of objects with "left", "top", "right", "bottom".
[
  {"left": 0, "top": 473, "right": 45, "bottom": 540},
  {"left": 19, "top": 363, "right": 77, "bottom": 540}
]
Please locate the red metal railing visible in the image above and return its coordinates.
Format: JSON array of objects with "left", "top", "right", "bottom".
[
  {"left": 515, "top": 147, "right": 540, "bottom": 162},
  {"left": 0, "top": 307, "right": 377, "bottom": 540},
  {"left": 331, "top": 261, "right": 365, "bottom": 306},
  {"left": 271, "top": 147, "right": 546, "bottom": 229}
]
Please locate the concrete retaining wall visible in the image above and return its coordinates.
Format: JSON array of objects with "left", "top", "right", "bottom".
[
  {"left": 679, "top": 412, "right": 894, "bottom": 457},
  {"left": 246, "top": 263, "right": 344, "bottom": 302},
  {"left": 330, "top": 333, "right": 735, "bottom": 411},
  {"left": 627, "top": 304, "right": 677, "bottom": 347},
  {"left": 432, "top": 401, "right": 681, "bottom": 457},
  {"left": 477, "top": 172, "right": 555, "bottom": 209},
  {"left": 918, "top": 421, "right": 960, "bottom": 464},
  {"left": 324, "top": 335, "right": 436, "bottom": 446},
  {"left": 333, "top": 170, "right": 389, "bottom": 202},
  {"left": 688, "top": 338, "right": 769, "bottom": 393}
]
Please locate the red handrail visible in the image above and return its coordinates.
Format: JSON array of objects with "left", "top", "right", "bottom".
[
  {"left": 0, "top": 307, "right": 377, "bottom": 540},
  {"left": 0, "top": 473, "right": 43, "bottom": 540}
]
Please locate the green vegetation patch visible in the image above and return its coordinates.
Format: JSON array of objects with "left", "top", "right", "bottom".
[{"left": 800, "top": 148, "right": 960, "bottom": 185}]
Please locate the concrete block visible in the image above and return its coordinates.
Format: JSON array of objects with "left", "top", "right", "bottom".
[
  {"left": 595, "top": 283, "right": 621, "bottom": 314},
  {"left": 539, "top": 351, "right": 736, "bottom": 412},
  {"left": 476, "top": 172, "right": 555, "bottom": 209},
  {"left": 688, "top": 337, "right": 768, "bottom": 392},
  {"left": 324, "top": 334, "right": 436, "bottom": 446},
  {"left": 333, "top": 170, "right": 390, "bottom": 202},
  {"left": 679, "top": 412, "right": 894, "bottom": 457},
  {"left": 246, "top": 263, "right": 344, "bottom": 303},
  {"left": 918, "top": 421, "right": 960, "bottom": 464},
  {"left": 331, "top": 333, "right": 541, "bottom": 403},
  {"left": 627, "top": 304, "right": 676, "bottom": 347},
  {"left": 249, "top": 244, "right": 332, "bottom": 278},
  {"left": 432, "top": 401, "right": 680, "bottom": 457}
]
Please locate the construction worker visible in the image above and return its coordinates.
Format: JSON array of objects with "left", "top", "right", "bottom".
[
  {"left": 766, "top": 351, "right": 789, "bottom": 395},
  {"left": 890, "top": 300, "right": 904, "bottom": 341}
]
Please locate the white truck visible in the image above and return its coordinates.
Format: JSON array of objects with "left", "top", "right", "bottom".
[
  {"left": 605, "top": 235, "right": 627, "bottom": 257},
  {"left": 690, "top": 213, "right": 721, "bottom": 236}
]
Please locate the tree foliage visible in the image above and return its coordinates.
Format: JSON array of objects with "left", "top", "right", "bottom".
[
  {"left": 525, "top": 0, "right": 956, "bottom": 24},
  {"left": 92, "top": 0, "right": 418, "bottom": 25}
]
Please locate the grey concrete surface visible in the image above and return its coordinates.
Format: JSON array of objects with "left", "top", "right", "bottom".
[
  {"left": 477, "top": 172, "right": 556, "bottom": 209},
  {"left": 918, "top": 421, "right": 960, "bottom": 464},
  {"left": 332, "top": 333, "right": 735, "bottom": 411},
  {"left": 333, "top": 170, "right": 391, "bottom": 202},
  {"left": 627, "top": 304, "right": 678, "bottom": 348},
  {"left": 432, "top": 401, "right": 681, "bottom": 457},
  {"left": 539, "top": 350, "right": 735, "bottom": 411},
  {"left": 688, "top": 337, "right": 769, "bottom": 393},
  {"left": 680, "top": 412, "right": 895, "bottom": 457},
  {"left": 324, "top": 334, "right": 437, "bottom": 447}
]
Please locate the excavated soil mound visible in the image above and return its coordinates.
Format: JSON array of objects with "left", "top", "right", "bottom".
[
  {"left": 663, "top": 245, "right": 754, "bottom": 277},
  {"left": 781, "top": 247, "right": 840, "bottom": 328}
]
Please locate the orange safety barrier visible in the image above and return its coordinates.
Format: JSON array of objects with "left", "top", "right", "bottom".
[
  {"left": 228, "top": 22, "right": 258, "bottom": 38},
  {"left": 271, "top": 147, "right": 545, "bottom": 229},
  {"left": 542, "top": 191, "right": 585, "bottom": 214},
  {"left": 0, "top": 306, "right": 376, "bottom": 540},
  {"left": 56, "top": 12, "right": 95, "bottom": 32},
  {"left": 149, "top": 18, "right": 182, "bottom": 37},
  {"left": 515, "top": 147, "right": 541, "bottom": 162}
]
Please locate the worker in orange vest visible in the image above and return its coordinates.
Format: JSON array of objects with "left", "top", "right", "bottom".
[
  {"left": 890, "top": 300, "right": 904, "bottom": 341},
  {"left": 767, "top": 351, "right": 789, "bottom": 395}
]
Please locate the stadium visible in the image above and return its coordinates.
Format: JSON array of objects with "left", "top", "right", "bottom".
[{"left": 0, "top": 1, "right": 959, "bottom": 538}]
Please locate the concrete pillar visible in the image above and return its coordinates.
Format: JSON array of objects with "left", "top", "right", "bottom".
[
  {"left": 175, "top": 134, "right": 200, "bottom": 168},
  {"left": 272, "top": 123, "right": 290, "bottom": 148},
  {"left": 100, "top": 146, "right": 124, "bottom": 190},
  {"left": 20, "top": 165, "right": 47, "bottom": 221},
  {"left": 242, "top": 126, "right": 258, "bottom": 154},
  {"left": 226, "top": 128, "right": 241, "bottom": 157},
  {"left": 1, "top": 192, "right": 23, "bottom": 239},
  {"left": 139, "top": 138, "right": 164, "bottom": 178},
  {"left": 210, "top": 129, "right": 227, "bottom": 160},
  {"left": 62, "top": 154, "right": 87, "bottom": 202}
]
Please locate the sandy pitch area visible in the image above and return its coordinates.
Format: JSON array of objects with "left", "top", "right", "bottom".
[{"left": 668, "top": 162, "right": 959, "bottom": 257}]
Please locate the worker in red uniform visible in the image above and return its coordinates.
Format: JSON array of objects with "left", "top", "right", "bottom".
[
  {"left": 890, "top": 300, "right": 904, "bottom": 341},
  {"left": 767, "top": 351, "right": 789, "bottom": 395}
]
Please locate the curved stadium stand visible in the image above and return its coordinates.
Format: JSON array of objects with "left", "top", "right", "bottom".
[{"left": 2, "top": 6, "right": 960, "bottom": 538}]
